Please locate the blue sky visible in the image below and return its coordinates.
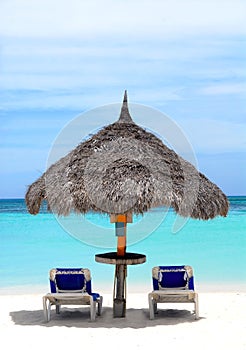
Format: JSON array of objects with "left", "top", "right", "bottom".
[{"left": 0, "top": 0, "right": 245, "bottom": 197}]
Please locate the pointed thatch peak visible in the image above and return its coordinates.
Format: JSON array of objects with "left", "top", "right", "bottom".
[{"left": 117, "top": 90, "right": 134, "bottom": 123}]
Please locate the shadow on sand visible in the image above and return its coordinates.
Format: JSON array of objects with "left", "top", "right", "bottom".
[{"left": 10, "top": 306, "right": 203, "bottom": 329}]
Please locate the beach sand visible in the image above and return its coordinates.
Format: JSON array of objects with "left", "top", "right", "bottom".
[{"left": 1, "top": 289, "right": 245, "bottom": 350}]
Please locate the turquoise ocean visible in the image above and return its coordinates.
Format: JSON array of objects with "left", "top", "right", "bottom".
[{"left": 0, "top": 197, "right": 245, "bottom": 293}]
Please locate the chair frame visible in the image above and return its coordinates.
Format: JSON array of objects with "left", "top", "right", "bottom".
[
  {"left": 148, "top": 265, "right": 199, "bottom": 320},
  {"left": 43, "top": 268, "right": 103, "bottom": 322}
]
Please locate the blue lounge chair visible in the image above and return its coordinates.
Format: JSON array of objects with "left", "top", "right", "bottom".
[
  {"left": 43, "top": 268, "right": 103, "bottom": 322},
  {"left": 148, "top": 265, "right": 199, "bottom": 320}
]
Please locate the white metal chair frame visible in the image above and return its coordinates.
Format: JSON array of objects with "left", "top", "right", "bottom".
[{"left": 43, "top": 292, "right": 102, "bottom": 322}]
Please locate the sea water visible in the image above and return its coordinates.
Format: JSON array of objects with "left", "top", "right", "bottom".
[{"left": 0, "top": 197, "right": 245, "bottom": 293}]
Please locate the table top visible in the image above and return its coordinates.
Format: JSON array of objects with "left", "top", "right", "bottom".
[{"left": 95, "top": 252, "right": 146, "bottom": 265}]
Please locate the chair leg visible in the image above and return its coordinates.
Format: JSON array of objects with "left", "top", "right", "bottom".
[
  {"left": 148, "top": 294, "right": 155, "bottom": 320},
  {"left": 43, "top": 296, "right": 51, "bottom": 322},
  {"left": 43, "top": 297, "right": 48, "bottom": 322},
  {"left": 194, "top": 294, "right": 199, "bottom": 320},
  {"left": 153, "top": 301, "right": 158, "bottom": 314},
  {"left": 97, "top": 296, "right": 103, "bottom": 316},
  {"left": 90, "top": 298, "right": 96, "bottom": 321},
  {"left": 56, "top": 305, "right": 60, "bottom": 314},
  {"left": 47, "top": 301, "right": 51, "bottom": 321}
]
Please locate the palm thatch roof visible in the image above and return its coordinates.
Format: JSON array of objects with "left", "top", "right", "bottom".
[{"left": 25, "top": 91, "right": 229, "bottom": 220}]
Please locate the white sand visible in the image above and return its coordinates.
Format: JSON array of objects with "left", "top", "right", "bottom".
[{"left": 1, "top": 289, "right": 246, "bottom": 350}]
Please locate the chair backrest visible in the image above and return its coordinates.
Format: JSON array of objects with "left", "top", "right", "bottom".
[
  {"left": 152, "top": 265, "right": 195, "bottom": 290},
  {"left": 49, "top": 268, "right": 92, "bottom": 294}
]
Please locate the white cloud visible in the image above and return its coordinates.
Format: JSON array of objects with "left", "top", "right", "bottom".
[
  {"left": 200, "top": 83, "right": 246, "bottom": 96},
  {"left": 0, "top": 147, "right": 47, "bottom": 173},
  {"left": 179, "top": 118, "right": 246, "bottom": 153},
  {"left": 0, "top": 0, "right": 246, "bottom": 38},
  {"left": 1, "top": 34, "right": 244, "bottom": 111}
]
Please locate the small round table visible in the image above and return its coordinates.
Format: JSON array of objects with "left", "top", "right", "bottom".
[{"left": 95, "top": 252, "right": 146, "bottom": 317}]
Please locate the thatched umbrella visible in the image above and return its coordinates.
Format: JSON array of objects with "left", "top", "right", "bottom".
[
  {"left": 25, "top": 91, "right": 229, "bottom": 316},
  {"left": 26, "top": 91, "right": 228, "bottom": 219}
]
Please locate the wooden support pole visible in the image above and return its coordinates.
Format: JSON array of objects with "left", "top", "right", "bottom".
[
  {"left": 113, "top": 264, "right": 127, "bottom": 317},
  {"left": 109, "top": 213, "right": 133, "bottom": 317},
  {"left": 117, "top": 235, "right": 126, "bottom": 256},
  {"left": 110, "top": 213, "right": 132, "bottom": 257}
]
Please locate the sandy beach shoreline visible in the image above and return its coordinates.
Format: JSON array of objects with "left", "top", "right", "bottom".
[
  {"left": 1, "top": 280, "right": 246, "bottom": 295},
  {"left": 1, "top": 289, "right": 245, "bottom": 350}
]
